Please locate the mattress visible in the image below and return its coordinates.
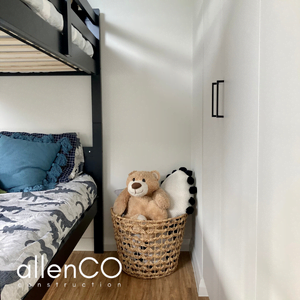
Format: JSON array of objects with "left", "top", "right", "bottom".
[
  {"left": 20, "top": 0, "right": 94, "bottom": 57},
  {"left": 0, "top": 174, "right": 97, "bottom": 300}
]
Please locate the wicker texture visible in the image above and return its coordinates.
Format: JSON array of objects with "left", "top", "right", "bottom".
[{"left": 111, "top": 208, "right": 187, "bottom": 279}]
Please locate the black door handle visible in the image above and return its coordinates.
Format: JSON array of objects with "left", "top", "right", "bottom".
[
  {"left": 216, "top": 80, "right": 224, "bottom": 118},
  {"left": 212, "top": 82, "right": 217, "bottom": 117},
  {"left": 212, "top": 80, "right": 224, "bottom": 118}
]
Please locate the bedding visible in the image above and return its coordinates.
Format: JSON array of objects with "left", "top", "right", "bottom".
[
  {"left": 0, "top": 174, "right": 97, "bottom": 300},
  {"left": 0, "top": 135, "right": 62, "bottom": 192},
  {"left": 0, "top": 131, "right": 84, "bottom": 183},
  {"left": 85, "top": 17, "right": 99, "bottom": 39},
  {"left": 20, "top": 0, "right": 94, "bottom": 57}
]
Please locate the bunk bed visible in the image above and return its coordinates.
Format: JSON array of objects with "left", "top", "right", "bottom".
[{"left": 0, "top": 0, "right": 103, "bottom": 299}]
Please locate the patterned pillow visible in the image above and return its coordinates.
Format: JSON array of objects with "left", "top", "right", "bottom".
[
  {"left": 0, "top": 131, "right": 84, "bottom": 182},
  {"left": 161, "top": 167, "right": 197, "bottom": 218},
  {"left": 69, "top": 133, "right": 85, "bottom": 180}
]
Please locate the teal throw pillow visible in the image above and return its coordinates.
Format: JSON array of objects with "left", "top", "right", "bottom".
[{"left": 0, "top": 135, "right": 61, "bottom": 192}]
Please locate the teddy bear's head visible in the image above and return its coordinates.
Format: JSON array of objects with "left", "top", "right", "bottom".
[{"left": 126, "top": 170, "right": 160, "bottom": 197}]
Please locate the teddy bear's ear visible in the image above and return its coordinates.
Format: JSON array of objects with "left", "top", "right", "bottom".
[
  {"left": 151, "top": 170, "right": 160, "bottom": 181},
  {"left": 128, "top": 170, "right": 137, "bottom": 176}
]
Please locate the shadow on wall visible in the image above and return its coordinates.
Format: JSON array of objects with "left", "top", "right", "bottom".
[
  {"left": 101, "top": 16, "right": 191, "bottom": 73},
  {"left": 100, "top": 13, "right": 191, "bottom": 101},
  {"left": 99, "top": 12, "right": 192, "bottom": 128},
  {"left": 98, "top": 13, "right": 192, "bottom": 170}
]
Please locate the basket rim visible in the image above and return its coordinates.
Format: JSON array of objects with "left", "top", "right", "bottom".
[{"left": 110, "top": 207, "right": 187, "bottom": 223}]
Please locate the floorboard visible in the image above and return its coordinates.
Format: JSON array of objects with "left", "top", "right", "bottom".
[{"left": 42, "top": 251, "right": 201, "bottom": 300}]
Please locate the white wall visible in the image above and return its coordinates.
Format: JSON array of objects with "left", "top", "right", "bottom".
[
  {"left": 79, "top": 0, "right": 194, "bottom": 250},
  {"left": 0, "top": 76, "right": 92, "bottom": 146},
  {"left": 0, "top": 0, "right": 193, "bottom": 251}
]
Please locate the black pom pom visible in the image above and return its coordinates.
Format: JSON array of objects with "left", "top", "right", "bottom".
[
  {"left": 186, "top": 206, "right": 194, "bottom": 214},
  {"left": 166, "top": 174, "right": 170, "bottom": 178},
  {"left": 189, "top": 197, "right": 195, "bottom": 205},
  {"left": 187, "top": 176, "right": 194, "bottom": 185},
  {"left": 186, "top": 170, "right": 193, "bottom": 176},
  {"left": 172, "top": 169, "right": 177, "bottom": 173},
  {"left": 179, "top": 167, "right": 187, "bottom": 173},
  {"left": 189, "top": 186, "right": 197, "bottom": 194},
  {"left": 161, "top": 180, "right": 164, "bottom": 185}
]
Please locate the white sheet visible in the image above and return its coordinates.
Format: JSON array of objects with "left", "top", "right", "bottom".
[{"left": 20, "top": 0, "right": 94, "bottom": 57}]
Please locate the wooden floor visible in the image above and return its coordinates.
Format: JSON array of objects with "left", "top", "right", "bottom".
[{"left": 42, "top": 251, "right": 208, "bottom": 300}]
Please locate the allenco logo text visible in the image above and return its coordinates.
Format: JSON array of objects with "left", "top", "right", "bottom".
[{"left": 17, "top": 256, "right": 122, "bottom": 279}]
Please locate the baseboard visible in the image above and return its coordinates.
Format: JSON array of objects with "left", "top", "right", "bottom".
[
  {"left": 75, "top": 238, "right": 191, "bottom": 252},
  {"left": 74, "top": 237, "right": 94, "bottom": 251},
  {"left": 104, "top": 237, "right": 118, "bottom": 251},
  {"left": 181, "top": 238, "right": 191, "bottom": 251},
  {"left": 191, "top": 246, "right": 201, "bottom": 293},
  {"left": 198, "top": 278, "right": 208, "bottom": 297},
  {"left": 191, "top": 247, "right": 208, "bottom": 297}
]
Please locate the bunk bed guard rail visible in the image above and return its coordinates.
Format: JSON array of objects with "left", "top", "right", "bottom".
[{"left": 0, "top": 0, "right": 100, "bottom": 74}]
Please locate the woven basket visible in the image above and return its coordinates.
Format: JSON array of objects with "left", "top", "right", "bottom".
[{"left": 111, "top": 208, "right": 187, "bottom": 279}]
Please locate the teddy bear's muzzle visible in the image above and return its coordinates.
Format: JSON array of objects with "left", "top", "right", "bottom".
[{"left": 132, "top": 182, "right": 142, "bottom": 189}]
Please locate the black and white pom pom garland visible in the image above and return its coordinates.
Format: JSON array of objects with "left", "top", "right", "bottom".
[{"left": 161, "top": 167, "right": 197, "bottom": 218}]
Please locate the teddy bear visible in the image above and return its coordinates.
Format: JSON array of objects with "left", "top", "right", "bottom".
[{"left": 113, "top": 170, "right": 170, "bottom": 220}]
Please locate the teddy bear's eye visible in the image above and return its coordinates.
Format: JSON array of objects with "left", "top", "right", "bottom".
[
  {"left": 133, "top": 178, "right": 135, "bottom": 181},
  {"left": 142, "top": 179, "right": 146, "bottom": 182}
]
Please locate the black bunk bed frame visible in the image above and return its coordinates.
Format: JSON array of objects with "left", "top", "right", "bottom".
[{"left": 0, "top": 0, "right": 103, "bottom": 299}]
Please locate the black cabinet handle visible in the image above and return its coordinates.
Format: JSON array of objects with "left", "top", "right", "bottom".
[
  {"left": 212, "top": 80, "right": 224, "bottom": 118},
  {"left": 212, "top": 82, "right": 217, "bottom": 117},
  {"left": 216, "top": 80, "right": 224, "bottom": 118}
]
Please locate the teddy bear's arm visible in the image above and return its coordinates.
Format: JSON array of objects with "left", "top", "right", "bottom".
[
  {"left": 152, "top": 188, "right": 170, "bottom": 210},
  {"left": 113, "top": 188, "right": 130, "bottom": 215}
]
